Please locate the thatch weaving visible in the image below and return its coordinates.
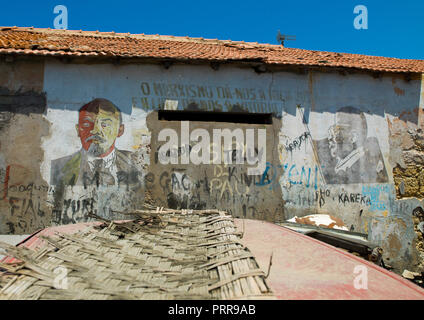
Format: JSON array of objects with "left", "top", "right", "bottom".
[{"left": 0, "top": 206, "right": 274, "bottom": 300}]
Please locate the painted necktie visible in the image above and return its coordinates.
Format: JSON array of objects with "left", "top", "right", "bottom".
[{"left": 93, "top": 158, "right": 115, "bottom": 185}]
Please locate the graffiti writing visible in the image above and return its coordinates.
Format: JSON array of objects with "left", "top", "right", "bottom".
[
  {"left": 338, "top": 192, "right": 371, "bottom": 206},
  {"left": 53, "top": 197, "right": 96, "bottom": 224},
  {"left": 2, "top": 183, "right": 53, "bottom": 198},
  {"left": 256, "top": 162, "right": 284, "bottom": 190},
  {"left": 362, "top": 184, "right": 390, "bottom": 211},
  {"left": 281, "top": 163, "right": 319, "bottom": 190},
  {"left": 285, "top": 132, "right": 310, "bottom": 153},
  {"left": 315, "top": 188, "right": 331, "bottom": 208},
  {"left": 134, "top": 81, "right": 285, "bottom": 113}
]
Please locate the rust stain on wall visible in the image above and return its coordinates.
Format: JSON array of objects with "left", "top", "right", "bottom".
[
  {"left": 392, "top": 77, "right": 405, "bottom": 96},
  {"left": 394, "top": 87, "right": 405, "bottom": 96},
  {"left": 387, "top": 233, "right": 402, "bottom": 257},
  {"left": 0, "top": 59, "right": 44, "bottom": 93}
]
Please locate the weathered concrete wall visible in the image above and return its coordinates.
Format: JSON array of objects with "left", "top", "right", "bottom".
[
  {"left": 40, "top": 60, "right": 288, "bottom": 225},
  {"left": 144, "top": 112, "right": 284, "bottom": 222},
  {"left": 0, "top": 58, "right": 51, "bottom": 234},
  {"left": 278, "top": 71, "right": 424, "bottom": 272},
  {"left": 1, "top": 56, "right": 423, "bottom": 273}
]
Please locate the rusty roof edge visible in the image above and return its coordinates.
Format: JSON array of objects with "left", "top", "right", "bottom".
[
  {"left": 0, "top": 48, "right": 266, "bottom": 62},
  {"left": 1, "top": 49, "right": 422, "bottom": 75}
]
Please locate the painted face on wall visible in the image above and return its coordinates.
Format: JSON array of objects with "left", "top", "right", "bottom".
[
  {"left": 328, "top": 124, "right": 352, "bottom": 159},
  {"left": 76, "top": 99, "right": 124, "bottom": 157},
  {"left": 328, "top": 110, "right": 367, "bottom": 161}
]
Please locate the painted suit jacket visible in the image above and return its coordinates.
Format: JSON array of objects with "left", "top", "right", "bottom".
[{"left": 50, "top": 149, "right": 141, "bottom": 186}]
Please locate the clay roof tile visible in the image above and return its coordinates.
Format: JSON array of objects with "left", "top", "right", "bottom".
[{"left": 0, "top": 27, "right": 422, "bottom": 73}]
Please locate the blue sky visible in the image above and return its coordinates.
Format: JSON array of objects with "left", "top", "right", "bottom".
[{"left": 1, "top": 0, "right": 423, "bottom": 59}]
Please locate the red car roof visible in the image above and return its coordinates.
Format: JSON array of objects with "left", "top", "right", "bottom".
[{"left": 2, "top": 219, "right": 424, "bottom": 299}]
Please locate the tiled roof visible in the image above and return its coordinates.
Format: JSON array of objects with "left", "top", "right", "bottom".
[{"left": 0, "top": 26, "right": 423, "bottom": 73}]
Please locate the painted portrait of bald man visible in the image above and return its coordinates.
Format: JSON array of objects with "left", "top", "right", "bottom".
[{"left": 314, "top": 106, "right": 388, "bottom": 184}]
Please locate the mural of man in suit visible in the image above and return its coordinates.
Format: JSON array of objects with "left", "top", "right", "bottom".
[
  {"left": 51, "top": 98, "right": 141, "bottom": 187},
  {"left": 315, "top": 106, "right": 389, "bottom": 184}
]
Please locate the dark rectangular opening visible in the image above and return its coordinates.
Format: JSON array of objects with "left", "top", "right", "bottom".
[{"left": 158, "top": 110, "right": 272, "bottom": 124}]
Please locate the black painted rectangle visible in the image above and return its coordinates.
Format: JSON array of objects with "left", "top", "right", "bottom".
[{"left": 158, "top": 110, "right": 273, "bottom": 124}]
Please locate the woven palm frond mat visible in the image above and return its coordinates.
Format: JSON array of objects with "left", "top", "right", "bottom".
[{"left": 0, "top": 206, "right": 274, "bottom": 300}]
